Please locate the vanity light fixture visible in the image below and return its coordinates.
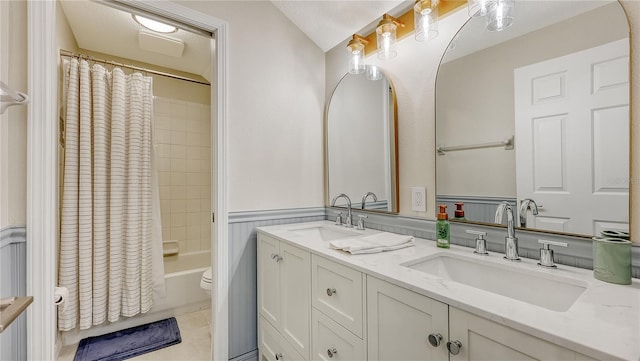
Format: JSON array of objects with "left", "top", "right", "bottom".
[
  {"left": 132, "top": 14, "right": 178, "bottom": 34},
  {"left": 376, "top": 14, "right": 404, "bottom": 60},
  {"left": 468, "top": 0, "right": 491, "bottom": 17},
  {"left": 347, "top": 34, "right": 369, "bottom": 74},
  {"left": 486, "top": 0, "right": 515, "bottom": 32},
  {"left": 366, "top": 65, "right": 382, "bottom": 81},
  {"left": 414, "top": 0, "right": 439, "bottom": 42}
]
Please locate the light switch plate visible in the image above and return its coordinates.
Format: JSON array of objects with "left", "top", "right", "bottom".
[{"left": 411, "top": 187, "right": 426, "bottom": 212}]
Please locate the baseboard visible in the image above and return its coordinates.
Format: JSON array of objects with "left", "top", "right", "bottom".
[{"left": 231, "top": 349, "right": 258, "bottom": 361}]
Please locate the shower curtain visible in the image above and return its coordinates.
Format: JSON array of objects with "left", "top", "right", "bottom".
[{"left": 58, "top": 58, "right": 165, "bottom": 331}]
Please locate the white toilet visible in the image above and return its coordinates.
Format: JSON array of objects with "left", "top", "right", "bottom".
[{"left": 200, "top": 267, "right": 213, "bottom": 296}]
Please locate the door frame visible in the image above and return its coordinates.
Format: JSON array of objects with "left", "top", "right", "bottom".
[{"left": 26, "top": 1, "right": 229, "bottom": 360}]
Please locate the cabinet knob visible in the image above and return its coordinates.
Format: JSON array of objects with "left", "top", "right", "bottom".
[
  {"left": 447, "top": 340, "right": 462, "bottom": 355},
  {"left": 275, "top": 352, "right": 283, "bottom": 360},
  {"left": 326, "top": 288, "right": 337, "bottom": 296},
  {"left": 428, "top": 333, "right": 443, "bottom": 347},
  {"left": 271, "top": 253, "right": 283, "bottom": 262},
  {"left": 327, "top": 347, "right": 338, "bottom": 358}
]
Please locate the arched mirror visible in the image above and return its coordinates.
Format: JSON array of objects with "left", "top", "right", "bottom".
[
  {"left": 327, "top": 71, "right": 398, "bottom": 212},
  {"left": 435, "top": 1, "right": 630, "bottom": 238}
]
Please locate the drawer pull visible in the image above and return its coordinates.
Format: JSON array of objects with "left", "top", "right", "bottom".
[
  {"left": 447, "top": 340, "right": 462, "bottom": 355},
  {"left": 326, "top": 288, "right": 337, "bottom": 296},
  {"left": 428, "top": 333, "right": 443, "bottom": 347},
  {"left": 275, "top": 352, "right": 283, "bottom": 360},
  {"left": 270, "top": 253, "right": 283, "bottom": 262},
  {"left": 327, "top": 347, "right": 338, "bottom": 358}
]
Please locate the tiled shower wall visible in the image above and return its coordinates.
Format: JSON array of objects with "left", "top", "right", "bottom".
[{"left": 154, "top": 97, "right": 212, "bottom": 253}]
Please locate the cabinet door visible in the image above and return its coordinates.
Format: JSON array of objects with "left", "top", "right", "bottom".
[
  {"left": 312, "top": 308, "right": 365, "bottom": 361},
  {"left": 449, "top": 307, "right": 583, "bottom": 361},
  {"left": 258, "top": 234, "right": 282, "bottom": 329},
  {"left": 367, "top": 276, "right": 449, "bottom": 361},
  {"left": 259, "top": 316, "right": 306, "bottom": 361},
  {"left": 280, "top": 242, "right": 311, "bottom": 360},
  {"left": 312, "top": 255, "right": 364, "bottom": 337}
]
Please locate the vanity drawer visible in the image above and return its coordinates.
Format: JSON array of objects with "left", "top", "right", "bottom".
[
  {"left": 259, "top": 315, "right": 306, "bottom": 361},
  {"left": 311, "top": 255, "right": 364, "bottom": 338},
  {"left": 312, "top": 308, "right": 365, "bottom": 361}
]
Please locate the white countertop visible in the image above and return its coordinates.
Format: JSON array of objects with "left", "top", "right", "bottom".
[{"left": 257, "top": 221, "right": 640, "bottom": 361}]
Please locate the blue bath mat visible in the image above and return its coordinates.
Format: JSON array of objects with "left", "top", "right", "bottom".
[{"left": 74, "top": 317, "right": 181, "bottom": 361}]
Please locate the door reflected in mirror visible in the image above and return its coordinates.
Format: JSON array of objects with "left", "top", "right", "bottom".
[
  {"left": 327, "top": 72, "right": 398, "bottom": 213},
  {"left": 435, "top": 1, "right": 629, "bottom": 237}
]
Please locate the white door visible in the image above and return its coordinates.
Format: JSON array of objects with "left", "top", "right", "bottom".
[
  {"left": 367, "top": 276, "right": 449, "bottom": 361},
  {"left": 514, "top": 39, "right": 629, "bottom": 235}
]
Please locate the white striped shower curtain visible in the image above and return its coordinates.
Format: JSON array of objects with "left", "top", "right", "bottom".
[{"left": 58, "top": 59, "right": 164, "bottom": 331}]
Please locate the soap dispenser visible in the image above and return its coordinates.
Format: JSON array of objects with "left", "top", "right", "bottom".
[
  {"left": 454, "top": 202, "right": 467, "bottom": 221},
  {"left": 436, "top": 205, "right": 450, "bottom": 248}
]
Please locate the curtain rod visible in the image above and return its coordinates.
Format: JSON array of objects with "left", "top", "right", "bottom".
[{"left": 59, "top": 50, "right": 211, "bottom": 86}]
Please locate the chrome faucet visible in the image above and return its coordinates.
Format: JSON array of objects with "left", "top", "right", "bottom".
[
  {"left": 330, "top": 193, "right": 353, "bottom": 227},
  {"left": 519, "top": 198, "right": 539, "bottom": 228},
  {"left": 495, "top": 202, "right": 520, "bottom": 261},
  {"left": 361, "top": 191, "right": 378, "bottom": 210}
]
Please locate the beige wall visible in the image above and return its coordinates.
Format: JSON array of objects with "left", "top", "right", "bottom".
[
  {"left": 0, "top": 0, "right": 27, "bottom": 228},
  {"left": 176, "top": 1, "right": 326, "bottom": 212},
  {"left": 436, "top": 3, "right": 628, "bottom": 198},
  {"left": 327, "top": 1, "right": 640, "bottom": 240},
  {"left": 2, "top": 1, "right": 638, "bottom": 236}
]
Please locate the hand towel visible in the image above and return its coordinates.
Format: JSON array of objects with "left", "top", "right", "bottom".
[{"left": 329, "top": 232, "right": 415, "bottom": 255}]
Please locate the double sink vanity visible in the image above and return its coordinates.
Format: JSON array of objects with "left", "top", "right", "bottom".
[{"left": 257, "top": 221, "right": 639, "bottom": 361}]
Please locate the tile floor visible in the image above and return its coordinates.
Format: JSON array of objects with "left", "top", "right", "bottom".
[{"left": 58, "top": 309, "right": 212, "bottom": 361}]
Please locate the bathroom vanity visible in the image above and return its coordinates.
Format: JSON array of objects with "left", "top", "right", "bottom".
[{"left": 257, "top": 221, "right": 639, "bottom": 361}]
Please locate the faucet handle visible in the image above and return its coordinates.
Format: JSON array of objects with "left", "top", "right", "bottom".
[
  {"left": 357, "top": 215, "right": 368, "bottom": 230},
  {"left": 537, "top": 239, "right": 567, "bottom": 268},
  {"left": 335, "top": 212, "right": 343, "bottom": 226},
  {"left": 467, "top": 230, "right": 489, "bottom": 255}
]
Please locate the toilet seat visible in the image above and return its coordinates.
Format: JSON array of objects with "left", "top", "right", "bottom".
[{"left": 200, "top": 267, "right": 213, "bottom": 295}]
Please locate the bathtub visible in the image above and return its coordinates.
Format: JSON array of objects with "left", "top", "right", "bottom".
[{"left": 61, "top": 250, "right": 212, "bottom": 346}]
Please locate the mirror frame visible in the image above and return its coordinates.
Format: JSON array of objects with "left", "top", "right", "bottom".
[
  {"left": 433, "top": 1, "right": 632, "bottom": 239},
  {"left": 325, "top": 71, "right": 400, "bottom": 214}
]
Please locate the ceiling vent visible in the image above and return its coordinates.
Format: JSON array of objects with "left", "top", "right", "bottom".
[{"left": 138, "top": 29, "right": 184, "bottom": 58}]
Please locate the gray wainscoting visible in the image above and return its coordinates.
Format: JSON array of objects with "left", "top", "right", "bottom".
[
  {"left": 0, "top": 226, "right": 27, "bottom": 361},
  {"left": 436, "top": 195, "right": 517, "bottom": 224},
  {"left": 228, "top": 207, "right": 325, "bottom": 361}
]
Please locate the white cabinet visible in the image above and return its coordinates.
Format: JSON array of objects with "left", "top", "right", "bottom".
[
  {"left": 257, "top": 229, "right": 603, "bottom": 361},
  {"left": 258, "top": 234, "right": 311, "bottom": 360},
  {"left": 311, "top": 308, "right": 366, "bottom": 361},
  {"left": 448, "top": 307, "right": 598, "bottom": 361},
  {"left": 259, "top": 316, "right": 305, "bottom": 361},
  {"left": 367, "top": 276, "right": 449, "bottom": 361},
  {"left": 312, "top": 255, "right": 365, "bottom": 338}
]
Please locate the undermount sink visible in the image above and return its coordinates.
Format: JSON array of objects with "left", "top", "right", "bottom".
[
  {"left": 290, "top": 225, "right": 361, "bottom": 242},
  {"left": 401, "top": 253, "right": 587, "bottom": 312}
]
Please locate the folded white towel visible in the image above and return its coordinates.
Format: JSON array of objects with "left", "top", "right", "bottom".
[{"left": 329, "top": 232, "right": 415, "bottom": 255}]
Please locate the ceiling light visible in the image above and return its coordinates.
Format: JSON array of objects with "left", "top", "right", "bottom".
[
  {"left": 376, "top": 14, "right": 404, "bottom": 60},
  {"left": 414, "top": 0, "right": 439, "bottom": 42},
  {"left": 346, "top": 34, "right": 368, "bottom": 74},
  {"left": 132, "top": 14, "right": 177, "bottom": 34}
]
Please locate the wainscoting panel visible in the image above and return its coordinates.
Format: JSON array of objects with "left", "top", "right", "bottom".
[
  {"left": 0, "top": 226, "right": 27, "bottom": 361},
  {"left": 228, "top": 208, "right": 325, "bottom": 361}
]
